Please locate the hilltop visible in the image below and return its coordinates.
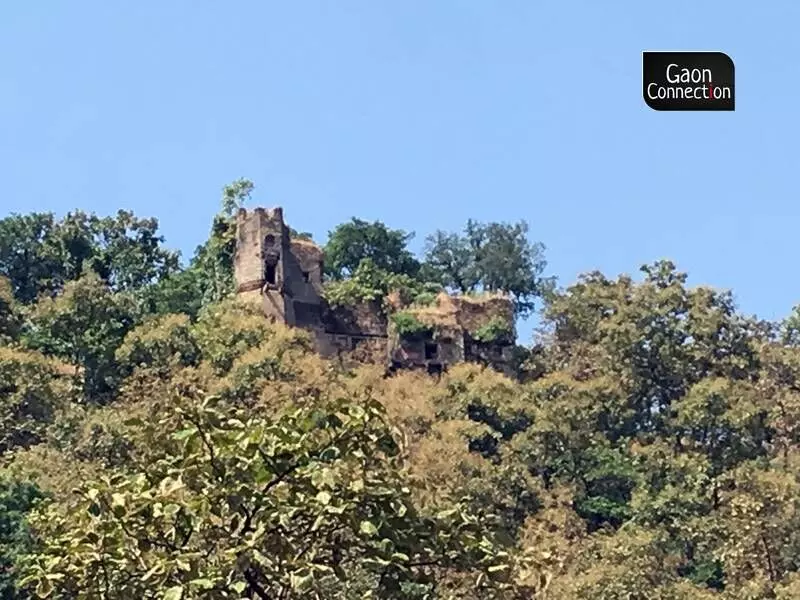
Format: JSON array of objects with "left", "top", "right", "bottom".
[{"left": 1, "top": 182, "right": 800, "bottom": 598}]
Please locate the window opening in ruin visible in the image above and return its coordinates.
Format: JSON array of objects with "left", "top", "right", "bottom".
[
  {"left": 265, "top": 234, "right": 276, "bottom": 246},
  {"left": 302, "top": 270, "right": 310, "bottom": 282},
  {"left": 427, "top": 363, "right": 443, "bottom": 376},
  {"left": 265, "top": 264, "right": 276, "bottom": 284},
  {"left": 425, "top": 342, "right": 438, "bottom": 360}
]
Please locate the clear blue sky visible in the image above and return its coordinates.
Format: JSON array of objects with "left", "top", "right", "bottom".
[{"left": 1, "top": 2, "right": 797, "bottom": 342}]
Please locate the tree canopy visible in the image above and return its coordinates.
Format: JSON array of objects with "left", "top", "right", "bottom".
[
  {"left": 0, "top": 210, "right": 179, "bottom": 304},
  {"left": 3, "top": 185, "right": 800, "bottom": 598},
  {"left": 423, "top": 219, "right": 552, "bottom": 318},
  {"left": 324, "top": 218, "right": 421, "bottom": 280}
]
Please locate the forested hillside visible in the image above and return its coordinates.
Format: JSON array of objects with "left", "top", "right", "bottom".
[{"left": 2, "top": 181, "right": 800, "bottom": 599}]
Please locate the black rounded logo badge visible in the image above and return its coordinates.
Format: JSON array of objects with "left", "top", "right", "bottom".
[{"left": 643, "top": 51, "right": 735, "bottom": 111}]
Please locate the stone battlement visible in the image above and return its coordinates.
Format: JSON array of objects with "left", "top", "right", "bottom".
[{"left": 234, "top": 206, "right": 516, "bottom": 375}]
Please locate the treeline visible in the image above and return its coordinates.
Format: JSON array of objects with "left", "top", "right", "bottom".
[{"left": 2, "top": 181, "right": 800, "bottom": 598}]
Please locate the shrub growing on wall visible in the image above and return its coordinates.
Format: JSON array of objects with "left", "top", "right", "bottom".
[{"left": 390, "top": 312, "right": 433, "bottom": 340}]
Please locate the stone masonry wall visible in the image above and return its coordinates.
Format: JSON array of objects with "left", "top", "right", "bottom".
[{"left": 234, "top": 206, "right": 518, "bottom": 375}]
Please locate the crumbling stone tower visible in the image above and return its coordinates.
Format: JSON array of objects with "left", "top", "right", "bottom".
[
  {"left": 234, "top": 206, "right": 518, "bottom": 376},
  {"left": 233, "top": 207, "right": 325, "bottom": 329}
]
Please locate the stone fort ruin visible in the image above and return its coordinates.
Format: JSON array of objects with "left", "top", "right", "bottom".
[{"left": 234, "top": 207, "right": 517, "bottom": 374}]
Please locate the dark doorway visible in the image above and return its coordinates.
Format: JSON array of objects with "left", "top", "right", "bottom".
[
  {"left": 424, "top": 342, "right": 438, "bottom": 360},
  {"left": 427, "top": 363, "right": 443, "bottom": 376},
  {"left": 265, "top": 264, "right": 276, "bottom": 284}
]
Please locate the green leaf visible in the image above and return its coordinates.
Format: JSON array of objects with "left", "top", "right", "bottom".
[
  {"left": 35, "top": 577, "right": 53, "bottom": 598},
  {"left": 310, "top": 514, "right": 326, "bottom": 532},
  {"left": 232, "top": 581, "right": 247, "bottom": 594},
  {"left": 231, "top": 581, "right": 247, "bottom": 594},
  {"left": 348, "top": 405, "right": 366, "bottom": 419},
  {"left": 172, "top": 428, "right": 197, "bottom": 440},
  {"left": 392, "top": 552, "right": 410, "bottom": 563},
  {"left": 141, "top": 565, "right": 161, "bottom": 581},
  {"left": 290, "top": 569, "right": 313, "bottom": 590},
  {"left": 436, "top": 508, "right": 458, "bottom": 521},
  {"left": 360, "top": 520, "right": 379, "bottom": 536},
  {"left": 163, "top": 586, "right": 184, "bottom": 600}
]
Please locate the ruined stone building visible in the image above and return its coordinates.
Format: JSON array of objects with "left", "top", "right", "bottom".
[{"left": 234, "top": 207, "right": 518, "bottom": 374}]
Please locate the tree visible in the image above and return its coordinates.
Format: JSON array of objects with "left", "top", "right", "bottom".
[
  {"left": 139, "top": 268, "right": 204, "bottom": 319},
  {"left": 20, "top": 380, "right": 514, "bottom": 598},
  {"left": 0, "top": 478, "right": 44, "bottom": 599},
  {"left": 14, "top": 180, "right": 800, "bottom": 599},
  {"left": 115, "top": 313, "right": 199, "bottom": 380},
  {"left": 0, "top": 277, "right": 21, "bottom": 344},
  {"left": 190, "top": 178, "right": 254, "bottom": 307},
  {"left": 423, "top": 219, "right": 551, "bottom": 317},
  {"left": 324, "top": 218, "right": 420, "bottom": 280},
  {"left": 0, "top": 210, "right": 179, "bottom": 304},
  {"left": 322, "top": 258, "right": 441, "bottom": 310},
  {"left": 22, "top": 272, "right": 137, "bottom": 403},
  {"left": 503, "top": 261, "right": 783, "bottom": 596},
  {"left": 0, "top": 347, "right": 73, "bottom": 456},
  {"left": 0, "top": 213, "right": 61, "bottom": 304},
  {"left": 420, "top": 231, "right": 479, "bottom": 293},
  {"left": 289, "top": 227, "right": 314, "bottom": 241}
]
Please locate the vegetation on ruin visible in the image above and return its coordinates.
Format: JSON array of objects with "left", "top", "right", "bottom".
[
  {"left": 422, "top": 220, "right": 554, "bottom": 318},
  {"left": 471, "top": 316, "right": 514, "bottom": 344},
  {"left": 389, "top": 311, "right": 434, "bottom": 340},
  {"left": 324, "top": 218, "right": 421, "bottom": 281},
  {"left": 321, "top": 259, "right": 441, "bottom": 312},
  {"left": 320, "top": 205, "right": 547, "bottom": 326},
  {"left": 4, "top": 180, "right": 800, "bottom": 597},
  {"left": 408, "top": 290, "right": 438, "bottom": 307}
]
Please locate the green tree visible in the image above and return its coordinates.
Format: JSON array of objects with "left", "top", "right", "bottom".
[
  {"left": 423, "top": 219, "right": 551, "bottom": 317},
  {"left": 324, "top": 218, "right": 420, "bottom": 280},
  {"left": 115, "top": 313, "right": 199, "bottom": 380},
  {"left": 289, "top": 227, "right": 314, "bottom": 241},
  {"left": 0, "top": 213, "right": 61, "bottom": 304},
  {"left": 22, "top": 272, "right": 137, "bottom": 403},
  {"left": 190, "top": 298, "right": 276, "bottom": 374},
  {"left": 322, "top": 258, "right": 440, "bottom": 310},
  {"left": 420, "top": 230, "right": 478, "bottom": 293},
  {"left": 0, "top": 347, "right": 72, "bottom": 455},
  {"left": 139, "top": 268, "right": 204, "bottom": 319},
  {"left": 20, "top": 389, "right": 514, "bottom": 598},
  {"left": 0, "top": 211, "right": 179, "bottom": 304},
  {"left": 190, "top": 178, "right": 254, "bottom": 307},
  {"left": 0, "top": 478, "right": 44, "bottom": 600},
  {"left": 85, "top": 210, "right": 180, "bottom": 293},
  {"left": 505, "top": 261, "right": 787, "bottom": 596},
  {"left": 0, "top": 277, "right": 21, "bottom": 344}
]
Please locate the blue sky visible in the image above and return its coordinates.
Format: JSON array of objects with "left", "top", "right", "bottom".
[{"left": 1, "top": 2, "right": 798, "bottom": 342}]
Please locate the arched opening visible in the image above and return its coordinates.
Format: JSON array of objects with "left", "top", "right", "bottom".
[{"left": 264, "top": 249, "right": 280, "bottom": 286}]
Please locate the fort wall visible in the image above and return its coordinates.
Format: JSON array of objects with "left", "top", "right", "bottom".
[{"left": 234, "top": 206, "right": 517, "bottom": 375}]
